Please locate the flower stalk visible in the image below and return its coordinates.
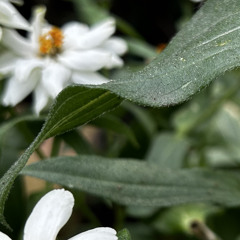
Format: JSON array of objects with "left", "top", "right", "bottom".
[{"left": 190, "top": 220, "right": 221, "bottom": 240}]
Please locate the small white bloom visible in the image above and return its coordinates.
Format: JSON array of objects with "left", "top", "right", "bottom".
[
  {"left": 0, "top": 6, "right": 127, "bottom": 114},
  {"left": 0, "top": 231, "right": 11, "bottom": 240},
  {"left": 0, "top": 0, "right": 30, "bottom": 32},
  {"left": 0, "top": 189, "right": 118, "bottom": 240}
]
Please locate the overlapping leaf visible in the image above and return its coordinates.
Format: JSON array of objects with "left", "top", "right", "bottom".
[
  {"left": 22, "top": 155, "right": 240, "bottom": 207},
  {"left": 102, "top": 0, "right": 240, "bottom": 106},
  {"left": 0, "top": 86, "right": 121, "bottom": 227}
]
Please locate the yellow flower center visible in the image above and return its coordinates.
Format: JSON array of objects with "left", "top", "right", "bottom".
[{"left": 39, "top": 27, "right": 64, "bottom": 56}]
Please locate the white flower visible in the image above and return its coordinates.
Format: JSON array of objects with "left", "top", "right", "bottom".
[
  {"left": 0, "top": 6, "right": 127, "bottom": 114},
  {"left": 0, "top": 231, "right": 11, "bottom": 240},
  {"left": 0, "top": 0, "right": 30, "bottom": 35},
  {"left": 0, "top": 189, "right": 118, "bottom": 240}
]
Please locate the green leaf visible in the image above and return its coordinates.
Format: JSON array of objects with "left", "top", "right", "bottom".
[
  {"left": 0, "top": 115, "right": 44, "bottom": 150},
  {"left": 101, "top": 0, "right": 240, "bottom": 107},
  {"left": 173, "top": 79, "right": 240, "bottom": 136},
  {"left": 92, "top": 114, "right": 138, "bottom": 147},
  {"left": 41, "top": 86, "right": 121, "bottom": 139},
  {"left": 145, "top": 132, "right": 190, "bottom": 168},
  {"left": 72, "top": 0, "right": 109, "bottom": 25},
  {"left": 205, "top": 103, "right": 240, "bottom": 166},
  {"left": 0, "top": 86, "right": 121, "bottom": 227},
  {"left": 0, "top": 115, "right": 44, "bottom": 229},
  {"left": 62, "top": 130, "right": 94, "bottom": 155},
  {"left": 125, "top": 37, "right": 157, "bottom": 59},
  {"left": 0, "top": 115, "right": 45, "bottom": 177},
  {"left": 117, "top": 228, "right": 132, "bottom": 240},
  {"left": 22, "top": 155, "right": 240, "bottom": 207},
  {"left": 213, "top": 104, "right": 240, "bottom": 144},
  {"left": 123, "top": 102, "right": 157, "bottom": 138},
  {"left": 72, "top": 0, "right": 142, "bottom": 38},
  {"left": 114, "top": 16, "right": 143, "bottom": 39}
]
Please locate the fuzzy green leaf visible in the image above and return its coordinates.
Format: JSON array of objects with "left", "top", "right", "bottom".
[
  {"left": 22, "top": 155, "right": 240, "bottom": 207},
  {"left": 0, "top": 86, "right": 121, "bottom": 227},
  {"left": 101, "top": 0, "right": 240, "bottom": 107},
  {"left": 41, "top": 86, "right": 121, "bottom": 139}
]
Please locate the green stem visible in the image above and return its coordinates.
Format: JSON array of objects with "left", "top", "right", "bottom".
[
  {"left": 17, "top": 121, "right": 46, "bottom": 160},
  {"left": 190, "top": 220, "right": 221, "bottom": 240},
  {"left": 7, "top": 107, "right": 46, "bottom": 159},
  {"left": 43, "top": 137, "right": 63, "bottom": 190},
  {"left": 76, "top": 193, "right": 101, "bottom": 226},
  {"left": 113, "top": 204, "right": 125, "bottom": 230},
  {"left": 50, "top": 136, "right": 62, "bottom": 157}
]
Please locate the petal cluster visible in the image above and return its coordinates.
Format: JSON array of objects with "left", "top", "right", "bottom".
[
  {"left": 0, "top": 6, "right": 127, "bottom": 114},
  {"left": 0, "top": 189, "right": 118, "bottom": 240},
  {"left": 0, "top": 0, "right": 30, "bottom": 37}
]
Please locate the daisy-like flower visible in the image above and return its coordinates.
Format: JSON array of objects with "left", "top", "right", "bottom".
[
  {"left": 0, "top": 189, "right": 118, "bottom": 240},
  {"left": 0, "top": 0, "right": 30, "bottom": 37},
  {"left": 0, "top": 6, "right": 127, "bottom": 114}
]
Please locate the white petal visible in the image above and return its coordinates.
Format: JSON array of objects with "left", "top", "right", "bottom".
[
  {"left": 68, "top": 227, "right": 118, "bottom": 240},
  {"left": 41, "top": 62, "right": 71, "bottom": 98},
  {"left": 73, "top": 18, "right": 116, "bottom": 49},
  {"left": 101, "top": 37, "right": 128, "bottom": 56},
  {"left": 0, "top": 51, "right": 18, "bottom": 75},
  {"left": 14, "top": 59, "right": 43, "bottom": 82},
  {"left": 24, "top": 189, "right": 74, "bottom": 240},
  {"left": 2, "top": 29, "right": 32, "bottom": 56},
  {"left": 29, "top": 6, "right": 47, "bottom": 51},
  {"left": 0, "top": 232, "right": 12, "bottom": 240},
  {"left": 62, "top": 22, "right": 89, "bottom": 50},
  {"left": 2, "top": 69, "right": 39, "bottom": 106},
  {"left": 72, "top": 71, "right": 109, "bottom": 85},
  {"left": 33, "top": 83, "right": 50, "bottom": 114},
  {"left": 0, "top": 1, "right": 30, "bottom": 30},
  {"left": 58, "top": 49, "right": 111, "bottom": 71},
  {"left": 9, "top": 0, "right": 23, "bottom": 6},
  {"left": 104, "top": 54, "right": 124, "bottom": 69}
]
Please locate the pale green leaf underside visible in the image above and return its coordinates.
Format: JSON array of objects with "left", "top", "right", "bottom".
[
  {"left": 22, "top": 155, "right": 240, "bottom": 207},
  {"left": 102, "top": 0, "right": 240, "bottom": 106}
]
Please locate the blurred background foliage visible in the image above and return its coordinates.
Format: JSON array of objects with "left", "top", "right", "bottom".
[{"left": 1, "top": 0, "right": 240, "bottom": 239}]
